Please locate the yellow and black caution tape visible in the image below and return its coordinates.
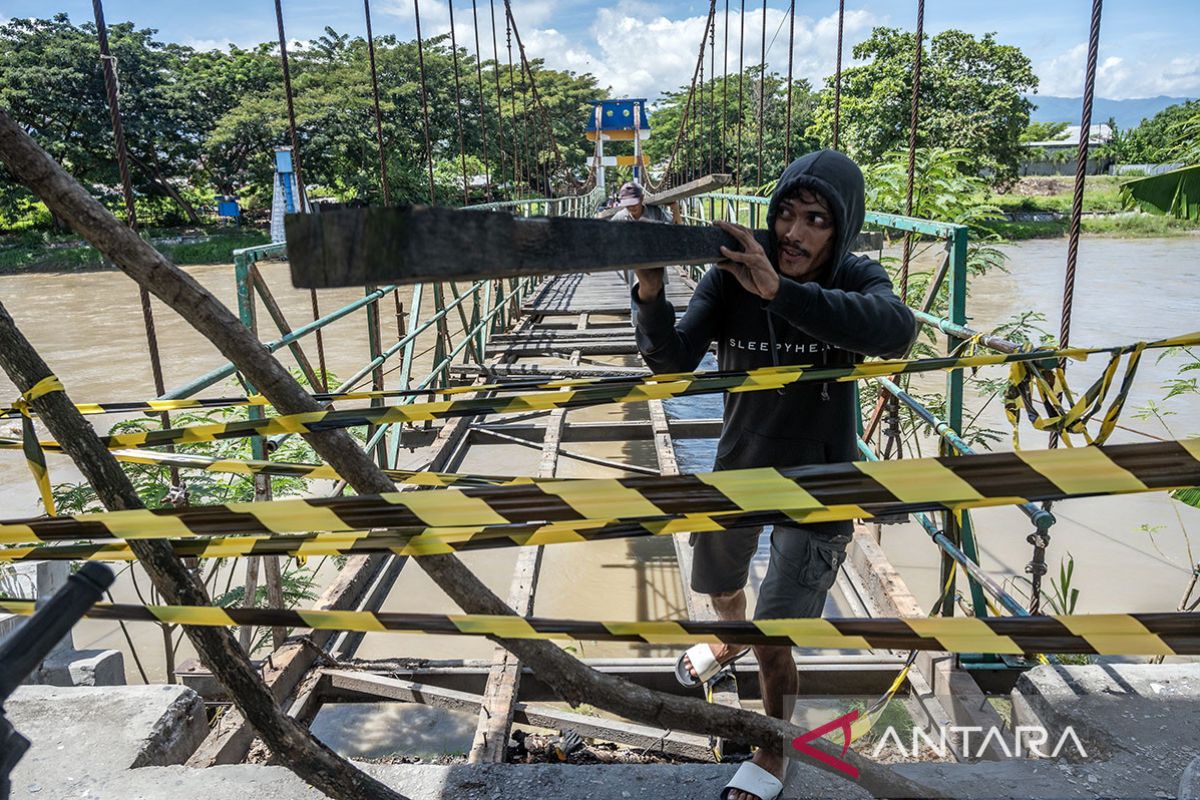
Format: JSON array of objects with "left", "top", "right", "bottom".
[
  {"left": 1005, "top": 340, "right": 1149, "bottom": 449},
  {"left": 0, "top": 508, "right": 894, "bottom": 561},
  {"left": 10, "top": 332, "right": 1197, "bottom": 454},
  {"left": 9, "top": 375, "right": 64, "bottom": 515},
  {"left": 1, "top": 438, "right": 1197, "bottom": 547},
  {"left": 0, "top": 440, "right": 546, "bottom": 489},
  {"left": 0, "top": 598, "right": 1193, "bottom": 656}
]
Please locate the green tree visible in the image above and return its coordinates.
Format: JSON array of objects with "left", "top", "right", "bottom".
[
  {"left": 645, "top": 66, "right": 818, "bottom": 189},
  {"left": 1, "top": 16, "right": 605, "bottom": 230},
  {"left": 0, "top": 14, "right": 211, "bottom": 224},
  {"left": 809, "top": 28, "right": 1037, "bottom": 185},
  {"left": 1019, "top": 121, "right": 1068, "bottom": 143},
  {"left": 1124, "top": 100, "right": 1200, "bottom": 164}
]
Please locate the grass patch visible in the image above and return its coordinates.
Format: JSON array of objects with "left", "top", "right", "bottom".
[
  {"left": 0, "top": 228, "right": 270, "bottom": 274},
  {"left": 989, "top": 175, "right": 1128, "bottom": 216},
  {"left": 980, "top": 219, "right": 1068, "bottom": 240},
  {"left": 1080, "top": 213, "right": 1199, "bottom": 237}
]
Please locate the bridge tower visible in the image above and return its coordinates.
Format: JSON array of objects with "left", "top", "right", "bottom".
[{"left": 585, "top": 99, "right": 651, "bottom": 191}]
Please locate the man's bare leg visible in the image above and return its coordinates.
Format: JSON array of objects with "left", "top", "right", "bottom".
[
  {"left": 683, "top": 590, "right": 794, "bottom": 799},
  {"left": 682, "top": 589, "right": 747, "bottom": 679},
  {"left": 724, "top": 643, "right": 797, "bottom": 799}
]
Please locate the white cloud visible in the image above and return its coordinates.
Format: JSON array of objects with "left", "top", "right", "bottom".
[
  {"left": 1036, "top": 42, "right": 1200, "bottom": 99},
  {"left": 514, "top": 3, "right": 879, "bottom": 100}
]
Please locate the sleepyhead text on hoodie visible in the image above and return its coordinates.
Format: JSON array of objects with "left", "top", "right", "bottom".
[{"left": 633, "top": 150, "right": 917, "bottom": 474}]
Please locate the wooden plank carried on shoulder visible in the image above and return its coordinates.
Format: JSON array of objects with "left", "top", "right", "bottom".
[{"left": 286, "top": 205, "right": 770, "bottom": 288}]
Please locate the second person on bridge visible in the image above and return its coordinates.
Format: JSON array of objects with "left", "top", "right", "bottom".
[{"left": 631, "top": 149, "right": 917, "bottom": 800}]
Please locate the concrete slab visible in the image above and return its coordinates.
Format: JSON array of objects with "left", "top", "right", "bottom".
[
  {"left": 6, "top": 684, "right": 207, "bottom": 799},
  {"left": 1005, "top": 662, "right": 1200, "bottom": 798},
  {"left": 11, "top": 762, "right": 871, "bottom": 800}
]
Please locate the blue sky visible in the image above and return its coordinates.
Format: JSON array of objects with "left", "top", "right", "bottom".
[{"left": 5, "top": 1, "right": 1198, "bottom": 101}]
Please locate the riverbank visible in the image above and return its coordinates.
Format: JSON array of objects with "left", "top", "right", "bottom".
[
  {"left": 0, "top": 226, "right": 270, "bottom": 275},
  {"left": 984, "top": 174, "right": 1200, "bottom": 240}
]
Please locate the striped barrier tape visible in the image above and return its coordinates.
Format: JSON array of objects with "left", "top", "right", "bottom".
[
  {"left": 1004, "top": 341, "right": 1148, "bottom": 449},
  {"left": 0, "top": 440, "right": 543, "bottom": 488},
  {"left": 0, "top": 507, "right": 927, "bottom": 561},
  {"left": 0, "top": 598, "right": 1194, "bottom": 656},
  {"left": 1, "top": 438, "right": 1197, "bottom": 546},
  {"left": 14, "top": 332, "right": 1199, "bottom": 454},
  {"left": 9, "top": 329, "right": 1197, "bottom": 423},
  {"left": 8, "top": 375, "right": 64, "bottom": 515}
]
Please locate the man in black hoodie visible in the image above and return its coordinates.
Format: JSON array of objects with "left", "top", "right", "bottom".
[{"left": 633, "top": 150, "right": 915, "bottom": 798}]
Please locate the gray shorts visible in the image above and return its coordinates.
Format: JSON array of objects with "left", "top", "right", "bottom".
[{"left": 689, "top": 524, "right": 852, "bottom": 620}]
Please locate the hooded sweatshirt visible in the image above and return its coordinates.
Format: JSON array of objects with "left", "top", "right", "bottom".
[{"left": 632, "top": 150, "right": 917, "bottom": 474}]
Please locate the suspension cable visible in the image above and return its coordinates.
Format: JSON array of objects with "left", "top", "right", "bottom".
[
  {"left": 363, "top": 0, "right": 390, "bottom": 205},
  {"left": 448, "top": 0, "right": 471, "bottom": 205},
  {"left": 92, "top": 0, "right": 181, "bottom": 496},
  {"left": 898, "top": 0, "right": 925, "bottom": 304},
  {"left": 1034, "top": 0, "right": 1105, "bottom": 613},
  {"left": 737, "top": 0, "right": 745, "bottom": 187},
  {"left": 504, "top": 12, "right": 525, "bottom": 191},
  {"left": 1061, "top": 0, "right": 1104, "bottom": 353},
  {"left": 470, "top": 0, "right": 492, "bottom": 200},
  {"left": 709, "top": 10, "right": 717, "bottom": 174},
  {"left": 722, "top": 0, "right": 729, "bottom": 172},
  {"left": 413, "top": 0, "right": 438, "bottom": 202},
  {"left": 505, "top": 0, "right": 573, "bottom": 192},
  {"left": 757, "top": 0, "right": 766, "bottom": 185},
  {"left": 696, "top": 25, "right": 700, "bottom": 182},
  {"left": 488, "top": 0, "right": 509, "bottom": 194},
  {"left": 273, "top": 0, "right": 328, "bottom": 391},
  {"left": 833, "top": 0, "right": 845, "bottom": 149},
  {"left": 652, "top": 1, "right": 715, "bottom": 190},
  {"left": 785, "top": 0, "right": 796, "bottom": 163}
]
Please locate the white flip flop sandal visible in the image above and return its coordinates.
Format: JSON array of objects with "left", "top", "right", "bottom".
[
  {"left": 674, "top": 644, "right": 749, "bottom": 688},
  {"left": 720, "top": 761, "right": 784, "bottom": 800}
]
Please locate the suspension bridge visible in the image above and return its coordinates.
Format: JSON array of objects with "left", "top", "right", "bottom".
[{"left": 0, "top": 0, "right": 1198, "bottom": 799}]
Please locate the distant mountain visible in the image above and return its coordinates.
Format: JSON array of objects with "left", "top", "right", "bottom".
[{"left": 1026, "top": 95, "right": 1196, "bottom": 129}]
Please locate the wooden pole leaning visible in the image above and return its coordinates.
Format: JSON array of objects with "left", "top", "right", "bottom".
[{"left": 0, "top": 108, "right": 941, "bottom": 800}]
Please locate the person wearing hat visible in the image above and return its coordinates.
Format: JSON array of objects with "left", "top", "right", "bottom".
[
  {"left": 632, "top": 150, "right": 916, "bottom": 800},
  {"left": 611, "top": 181, "right": 671, "bottom": 222}
]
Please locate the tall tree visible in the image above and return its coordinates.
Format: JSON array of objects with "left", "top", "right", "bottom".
[
  {"left": 645, "top": 66, "right": 818, "bottom": 189},
  {"left": 808, "top": 28, "right": 1037, "bottom": 185}
]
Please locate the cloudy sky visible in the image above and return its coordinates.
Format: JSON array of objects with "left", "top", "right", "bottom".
[{"left": 5, "top": 0, "right": 1198, "bottom": 101}]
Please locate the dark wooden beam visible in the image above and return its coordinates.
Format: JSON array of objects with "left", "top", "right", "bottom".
[{"left": 286, "top": 205, "right": 771, "bottom": 288}]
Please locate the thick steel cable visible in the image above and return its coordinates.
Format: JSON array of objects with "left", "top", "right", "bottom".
[
  {"left": 785, "top": 0, "right": 796, "bottom": 163},
  {"left": 695, "top": 62, "right": 703, "bottom": 181},
  {"left": 504, "top": 14, "right": 525, "bottom": 191},
  {"left": 709, "top": 10, "right": 717, "bottom": 174},
  {"left": 413, "top": 0, "right": 438, "bottom": 202},
  {"left": 505, "top": 1, "right": 573, "bottom": 191},
  {"left": 833, "top": 0, "right": 845, "bottom": 149},
  {"left": 757, "top": 0, "right": 766, "bottom": 185},
  {"left": 652, "top": 2, "right": 715, "bottom": 190},
  {"left": 1061, "top": 0, "right": 1104, "bottom": 353},
  {"left": 448, "top": 0, "right": 471, "bottom": 206},
  {"left": 363, "top": 0, "right": 391, "bottom": 205},
  {"left": 470, "top": 0, "right": 492, "bottom": 200},
  {"left": 273, "top": 0, "right": 328, "bottom": 391},
  {"left": 357, "top": 0, "right": 394, "bottom": 434},
  {"left": 1036, "top": 0, "right": 1105, "bottom": 612},
  {"left": 897, "top": 0, "right": 925, "bottom": 304},
  {"left": 722, "top": 0, "right": 730, "bottom": 172},
  {"left": 737, "top": 0, "right": 745, "bottom": 187},
  {"left": 488, "top": 0, "right": 509, "bottom": 193},
  {"left": 92, "top": 0, "right": 179, "bottom": 494}
]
